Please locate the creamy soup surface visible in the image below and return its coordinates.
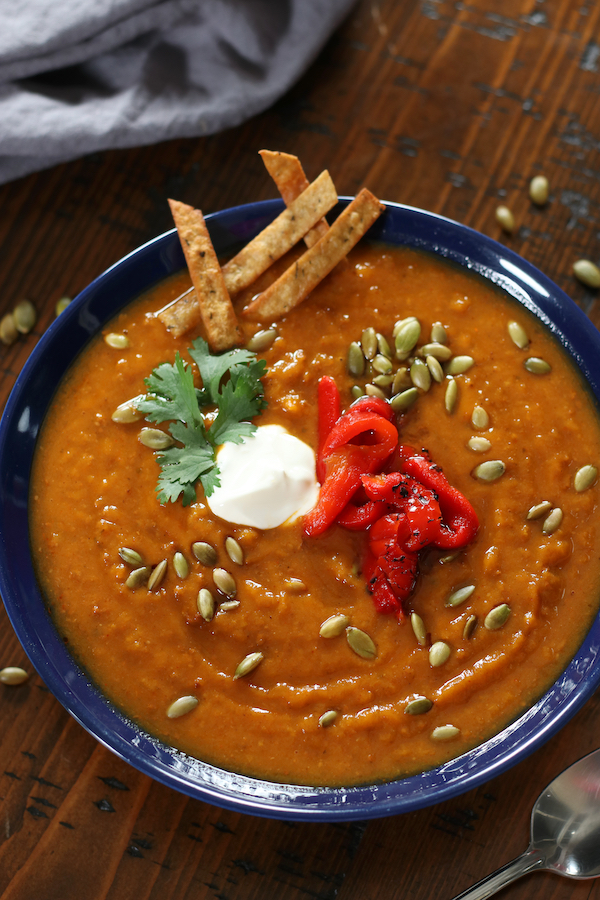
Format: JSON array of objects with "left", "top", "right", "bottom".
[{"left": 30, "top": 243, "right": 600, "bottom": 787}]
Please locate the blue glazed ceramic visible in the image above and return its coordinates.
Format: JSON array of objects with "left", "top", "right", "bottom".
[{"left": 1, "top": 199, "right": 600, "bottom": 821}]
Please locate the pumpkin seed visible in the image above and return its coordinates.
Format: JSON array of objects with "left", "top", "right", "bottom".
[
  {"left": 192, "top": 541, "right": 217, "bottom": 566},
  {"left": 347, "top": 341, "right": 366, "bottom": 376},
  {"left": 574, "top": 465, "right": 598, "bottom": 492},
  {"left": 419, "top": 342, "right": 452, "bottom": 362},
  {"left": 351, "top": 385, "right": 365, "bottom": 400},
  {"left": 426, "top": 355, "right": 444, "bottom": 383},
  {"left": 219, "top": 600, "right": 240, "bottom": 611},
  {"left": 445, "top": 378, "right": 458, "bottom": 413},
  {"left": 0, "top": 666, "right": 29, "bottom": 685},
  {"left": 372, "top": 353, "right": 393, "bottom": 375},
  {"left": 13, "top": 300, "right": 36, "bottom": 334},
  {"left": 246, "top": 327, "right": 277, "bottom": 352},
  {"left": 463, "top": 615, "right": 478, "bottom": 639},
  {"left": 167, "top": 696, "right": 198, "bottom": 719},
  {"left": 377, "top": 333, "right": 393, "bottom": 358},
  {"left": 573, "top": 259, "right": 600, "bottom": 289},
  {"left": 0, "top": 313, "right": 18, "bottom": 345},
  {"left": 139, "top": 427, "right": 175, "bottom": 450},
  {"left": 392, "top": 367, "right": 411, "bottom": 394},
  {"left": 119, "top": 547, "right": 143, "bottom": 566},
  {"left": 473, "top": 460, "right": 505, "bottom": 482},
  {"left": 393, "top": 315, "right": 419, "bottom": 338},
  {"left": 410, "top": 358, "right": 431, "bottom": 392},
  {"left": 431, "top": 724, "right": 460, "bottom": 741},
  {"left": 391, "top": 387, "right": 418, "bottom": 412},
  {"left": 148, "top": 559, "right": 167, "bottom": 591},
  {"left": 468, "top": 436, "right": 491, "bottom": 452},
  {"left": 471, "top": 405, "right": 488, "bottom": 429},
  {"left": 320, "top": 614, "right": 350, "bottom": 638},
  {"left": 373, "top": 374, "right": 394, "bottom": 389},
  {"left": 361, "top": 326, "right": 378, "bottom": 360},
  {"left": 430, "top": 322, "right": 447, "bottom": 344},
  {"left": 225, "top": 536, "right": 244, "bottom": 565},
  {"left": 529, "top": 175, "right": 549, "bottom": 206},
  {"left": 446, "top": 355, "right": 474, "bottom": 375},
  {"left": 365, "top": 383, "right": 387, "bottom": 399},
  {"left": 111, "top": 396, "right": 145, "bottom": 424},
  {"left": 526, "top": 500, "right": 552, "bottom": 520},
  {"left": 197, "top": 588, "right": 215, "bottom": 621},
  {"left": 439, "top": 550, "right": 460, "bottom": 564},
  {"left": 395, "top": 319, "right": 421, "bottom": 358},
  {"left": 445, "top": 584, "right": 475, "bottom": 608},
  {"left": 405, "top": 696, "right": 433, "bottom": 715},
  {"left": 507, "top": 320, "right": 529, "bottom": 349},
  {"left": 429, "top": 641, "right": 451, "bottom": 667},
  {"left": 410, "top": 612, "right": 427, "bottom": 646},
  {"left": 524, "top": 357, "right": 551, "bottom": 375},
  {"left": 318, "top": 710, "right": 338, "bottom": 728},
  {"left": 484, "top": 603, "right": 511, "bottom": 630},
  {"left": 173, "top": 551, "right": 189, "bottom": 579},
  {"left": 542, "top": 507, "right": 563, "bottom": 534},
  {"left": 213, "top": 567, "right": 236, "bottom": 597},
  {"left": 495, "top": 205, "right": 515, "bottom": 233},
  {"left": 55, "top": 296, "right": 71, "bottom": 317},
  {"left": 284, "top": 578, "right": 306, "bottom": 593},
  {"left": 346, "top": 626, "right": 377, "bottom": 659},
  {"left": 125, "top": 566, "right": 151, "bottom": 589},
  {"left": 234, "top": 651, "right": 264, "bottom": 680},
  {"left": 104, "top": 332, "right": 130, "bottom": 349}
]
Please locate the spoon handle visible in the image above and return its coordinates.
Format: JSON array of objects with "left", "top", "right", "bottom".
[{"left": 451, "top": 848, "right": 545, "bottom": 900}]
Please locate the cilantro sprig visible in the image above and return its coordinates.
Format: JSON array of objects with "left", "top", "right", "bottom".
[{"left": 136, "top": 338, "right": 267, "bottom": 505}]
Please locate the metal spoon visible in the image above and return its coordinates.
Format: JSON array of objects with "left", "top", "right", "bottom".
[{"left": 452, "top": 748, "right": 600, "bottom": 900}]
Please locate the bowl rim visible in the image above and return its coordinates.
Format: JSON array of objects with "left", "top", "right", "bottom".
[{"left": 2, "top": 197, "right": 600, "bottom": 821}]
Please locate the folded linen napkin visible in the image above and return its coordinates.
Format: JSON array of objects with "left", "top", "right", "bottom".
[{"left": 0, "top": 0, "right": 356, "bottom": 185}]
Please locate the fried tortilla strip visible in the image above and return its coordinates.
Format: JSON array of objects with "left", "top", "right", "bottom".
[
  {"left": 221, "top": 170, "right": 338, "bottom": 296},
  {"left": 259, "top": 149, "right": 330, "bottom": 247},
  {"left": 157, "top": 286, "right": 200, "bottom": 338},
  {"left": 244, "top": 189, "right": 385, "bottom": 321},
  {"left": 166, "top": 199, "right": 242, "bottom": 351}
]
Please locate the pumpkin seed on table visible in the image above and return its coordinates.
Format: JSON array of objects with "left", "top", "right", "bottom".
[
  {"left": 391, "top": 387, "right": 418, "bottom": 412},
  {"left": 0, "top": 313, "right": 18, "bottom": 345},
  {"left": 542, "top": 507, "right": 563, "bottom": 534},
  {"left": 0, "top": 666, "right": 29, "bottom": 685},
  {"left": 405, "top": 696, "right": 433, "bottom": 715},
  {"left": 429, "top": 641, "right": 451, "bottom": 667},
  {"left": 484, "top": 604, "right": 511, "bottom": 630},
  {"left": 431, "top": 724, "right": 460, "bottom": 741},
  {"left": 524, "top": 357, "right": 551, "bottom": 375},
  {"left": 167, "top": 695, "right": 198, "bottom": 719},
  {"left": 445, "top": 378, "right": 458, "bottom": 413},
  {"left": 55, "top": 296, "right": 71, "bottom": 317},
  {"left": 148, "top": 559, "right": 167, "bottom": 590},
  {"left": 192, "top": 541, "right": 217, "bottom": 566},
  {"left": 346, "top": 626, "right": 377, "bottom": 659},
  {"left": 225, "top": 536, "right": 244, "bottom": 565},
  {"left": 431, "top": 322, "right": 447, "bottom": 344},
  {"left": 173, "top": 551, "right": 189, "bottom": 579},
  {"left": 495, "top": 205, "right": 516, "bottom": 233},
  {"left": 213, "top": 568, "right": 236, "bottom": 597},
  {"left": 446, "top": 356, "right": 474, "bottom": 376},
  {"left": 139, "top": 427, "right": 175, "bottom": 450},
  {"left": 125, "top": 566, "right": 151, "bottom": 589},
  {"left": 573, "top": 259, "right": 600, "bottom": 289},
  {"left": 233, "top": 651, "right": 264, "bottom": 680},
  {"left": 574, "top": 465, "right": 598, "bottom": 492},
  {"left": 361, "top": 326, "right": 378, "bottom": 360},
  {"left": 246, "top": 327, "right": 277, "bottom": 352},
  {"left": 526, "top": 500, "right": 552, "bottom": 520},
  {"left": 410, "top": 358, "right": 431, "bottom": 391},
  {"left": 473, "top": 460, "right": 505, "bottom": 482},
  {"left": 111, "top": 396, "right": 144, "bottom": 424},
  {"left": 507, "top": 320, "right": 529, "bottom": 349},
  {"left": 320, "top": 614, "right": 350, "bottom": 638},
  {"left": 445, "top": 584, "right": 475, "bottom": 608},
  {"left": 468, "top": 436, "right": 491, "bottom": 452},
  {"left": 347, "top": 341, "right": 365, "bottom": 376},
  {"left": 318, "top": 710, "right": 338, "bottom": 728},
  {"left": 13, "top": 300, "right": 36, "bottom": 334},
  {"left": 197, "top": 588, "right": 215, "bottom": 621},
  {"left": 104, "top": 332, "right": 130, "bottom": 349},
  {"left": 529, "top": 175, "right": 549, "bottom": 206},
  {"left": 463, "top": 615, "right": 478, "bottom": 639},
  {"left": 410, "top": 612, "right": 427, "bottom": 646}
]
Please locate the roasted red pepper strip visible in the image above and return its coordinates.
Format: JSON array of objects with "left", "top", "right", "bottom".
[
  {"left": 402, "top": 454, "right": 479, "bottom": 548},
  {"left": 335, "top": 498, "right": 384, "bottom": 530},
  {"left": 316, "top": 376, "right": 341, "bottom": 483}
]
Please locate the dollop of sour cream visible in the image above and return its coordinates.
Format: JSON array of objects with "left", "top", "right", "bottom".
[{"left": 206, "top": 424, "right": 319, "bottom": 529}]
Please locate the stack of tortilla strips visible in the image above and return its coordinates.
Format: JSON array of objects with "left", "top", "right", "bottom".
[{"left": 160, "top": 151, "right": 385, "bottom": 352}]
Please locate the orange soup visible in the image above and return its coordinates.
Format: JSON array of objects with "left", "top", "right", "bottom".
[{"left": 30, "top": 244, "right": 600, "bottom": 786}]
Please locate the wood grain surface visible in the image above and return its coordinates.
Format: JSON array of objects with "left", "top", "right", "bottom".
[{"left": 1, "top": 1, "right": 600, "bottom": 897}]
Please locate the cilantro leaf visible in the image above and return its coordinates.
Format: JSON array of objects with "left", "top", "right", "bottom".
[
  {"left": 155, "top": 421, "right": 216, "bottom": 505},
  {"left": 189, "top": 337, "right": 264, "bottom": 405},
  {"left": 209, "top": 376, "right": 266, "bottom": 445},
  {"left": 137, "top": 354, "right": 202, "bottom": 427}
]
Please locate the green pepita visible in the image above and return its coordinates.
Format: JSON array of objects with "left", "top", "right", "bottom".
[
  {"left": 219, "top": 600, "right": 240, "bottom": 611},
  {"left": 445, "top": 585, "right": 475, "bottom": 608},
  {"left": 347, "top": 341, "right": 366, "bottom": 376},
  {"left": 392, "top": 367, "right": 411, "bottom": 394},
  {"left": 213, "top": 567, "right": 236, "bottom": 597},
  {"left": 377, "top": 333, "right": 393, "bottom": 358},
  {"left": 430, "top": 322, "right": 447, "bottom": 344},
  {"left": 524, "top": 357, "right": 551, "bottom": 375},
  {"left": 445, "top": 378, "right": 458, "bottom": 413},
  {"left": 529, "top": 175, "right": 549, "bottom": 206},
  {"left": 471, "top": 405, "right": 489, "bottom": 429},
  {"left": 111, "top": 396, "right": 145, "bottom": 424},
  {"left": 410, "top": 358, "right": 431, "bottom": 392},
  {"left": 445, "top": 355, "right": 474, "bottom": 376},
  {"left": 0, "top": 666, "right": 29, "bottom": 685},
  {"left": 125, "top": 566, "right": 151, "bottom": 589},
  {"left": 119, "top": 547, "right": 143, "bottom": 566},
  {"left": 526, "top": 500, "right": 552, "bottom": 520},
  {"left": 365, "top": 383, "right": 387, "bottom": 399},
  {"left": 139, "top": 427, "right": 175, "bottom": 450},
  {"left": 192, "top": 541, "right": 217, "bottom": 566},
  {"left": 173, "top": 551, "right": 189, "bottom": 579},
  {"left": 429, "top": 641, "right": 451, "bottom": 667},
  {"left": 148, "top": 559, "right": 167, "bottom": 591},
  {"left": 372, "top": 353, "right": 393, "bottom": 375},
  {"left": 104, "top": 332, "right": 130, "bottom": 349},
  {"left": 318, "top": 710, "right": 338, "bottom": 728},
  {"left": 351, "top": 385, "right": 365, "bottom": 400},
  {"left": 473, "top": 460, "right": 505, "bottom": 482},
  {"left": 573, "top": 259, "right": 600, "bottom": 289},
  {"left": 405, "top": 696, "right": 433, "bottom": 715},
  {"left": 246, "top": 327, "right": 277, "bottom": 352},
  {"left": 167, "top": 696, "right": 198, "bottom": 719},
  {"left": 225, "top": 536, "right": 244, "bottom": 565},
  {"left": 391, "top": 387, "right": 418, "bottom": 412},
  {"left": 468, "top": 436, "right": 491, "bottom": 452},
  {"left": 55, "top": 297, "right": 71, "bottom": 317},
  {"left": 574, "top": 465, "right": 598, "bottom": 493},
  {"left": 410, "top": 612, "right": 427, "bottom": 646},
  {"left": 495, "top": 205, "right": 515, "bottom": 233},
  {"left": 395, "top": 319, "right": 421, "bottom": 358},
  {"left": 234, "top": 651, "right": 264, "bottom": 680},
  {"left": 463, "top": 615, "right": 477, "bottom": 639},
  {"left": 320, "top": 614, "right": 350, "bottom": 638},
  {"left": 426, "top": 355, "right": 444, "bottom": 383},
  {"left": 361, "top": 326, "right": 378, "bottom": 360},
  {"left": 0, "top": 313, "right": 18, "bottom": 345},
  {"left": 13, "top": 300, "right": 36, "bottom": 334},
  {"left": 197, "top": 588, "right": 215, "bottom": 621},
  {"left": 507, "top": 320, "right": 529, "bottom": 349},
  {"left": 542, "top": 507, "right": 563, "bottom": 534},
  {"left": 346, "top": 626, "right": 377, "bottom": 659},
  {"left": 484, "top": 603, "right": 511, "bottom": 630},
  {"left": 419, "top": 342, "right": 452, "bottom": 362},
  {"left": 431, "top": 724, "right": 460, "bottom": 741}
]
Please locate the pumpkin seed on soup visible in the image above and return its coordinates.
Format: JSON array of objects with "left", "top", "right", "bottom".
[
  {"left": 524, "top": 357, "right": 551, "bottom": 375},
  {"left": 197, "top": 588, "right": 215, "bottom": 621},
  {"left": 347, "top": 341, "right": 365, "bottom": 376},
  {"left": 320, "top": 614, "right": 350, "bottom": 638},
  {"left": 246, "top": 327, "right": 277, "bottom": 352},
  {"left": 445, "top": 585, "right": 475, "bottom": 608},
  {"left": 391, "top": 387, "right": 418, "bottom": 412},
  {"left": 119, "top": 547, "right": 143, "bottom": 566},
  {"left": 173, "top": 552, "right": 189, "bottom": 579},
  {"left": 445, "top": 378, "right": 458, "bottom": 413},
  {"left": 429, "top": 641, "right": 451, "bottom": 667},
  {"left": 148, "top": 559, "right": 167, "bottom": 591},
  {"left": 225, "top": 536, "right": 244, "bottom": 565},
  {"left": 446, "top": 356, "right": 474, "bottom": 376},
  {"left": 167, "top": 696, "right": 198, "bottom": 719},
  {"left": 346, "top": 627, "right": 377, "bottom": 659},
  {"left": 410, "top": 612, "right": 427, "bottom": 646},
  {"left": 463, "top": 615, "right": 477, "bottom": 639},
  {"left": 507, "top": 320, "right": 529, "bottom": 349},
  {"left": 574, "top": 465, "right": 597, "bottom": 492},
  {"left": 318, "top": 710, "right": 338, "bottom": 728},
  {"left": 192, "top": 541, "right": 217, "bottom": 566},
  {"left": 484, "top": 604, "right": 511, "bottom": 630},
  {"left": 213, "top": 568, "right": 236, "bottom": 597},
  {"left": 104, "top": 332, "right": 130, "bottom": 349},
  {"left": 473, "top": 460, "right": 505, "bottom": 482},
  {"left": 431, "top": 724, "right": 460, "bottom": 741},
  {"left": 125, "top": 566, "right": 150, "bottom": 589},
  {"left": 526, "top": 500, "right": 552, "bottom": 520},
  {"left": 430, "top": 322, "right": 447, "bottom": 344},
  {"left": 361, "top": 326, "right": 378, "bottom": 360},
  {"left": 542, "top": 507, "right": 563, "bottom": 534},
  {"left": 234, "top": 652, "right": 264, "bottom": 680},
  {"left": 405, "top": 696, "right": 433, "bottom": 715}
]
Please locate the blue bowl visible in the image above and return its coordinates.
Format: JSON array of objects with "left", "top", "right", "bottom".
[{"left": 2, "top": 199, "right": 600, "bottom": 821}]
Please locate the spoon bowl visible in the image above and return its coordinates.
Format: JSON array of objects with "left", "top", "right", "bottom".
[{"left": 454, "top": 748, "right": 600, "bottom": 899}]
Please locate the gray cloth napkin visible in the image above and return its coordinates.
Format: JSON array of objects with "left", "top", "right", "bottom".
[{"left": 0, "top": 0, "right": 356, "bottom": 184}]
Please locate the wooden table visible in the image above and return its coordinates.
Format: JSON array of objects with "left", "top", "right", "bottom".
[{"left": 1, "top": 0, "right": 600, "bottom": 897}]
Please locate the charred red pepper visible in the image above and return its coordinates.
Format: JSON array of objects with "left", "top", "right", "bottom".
[{"left": 402, "top": 452, "right": 479, "bottom": 548}]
